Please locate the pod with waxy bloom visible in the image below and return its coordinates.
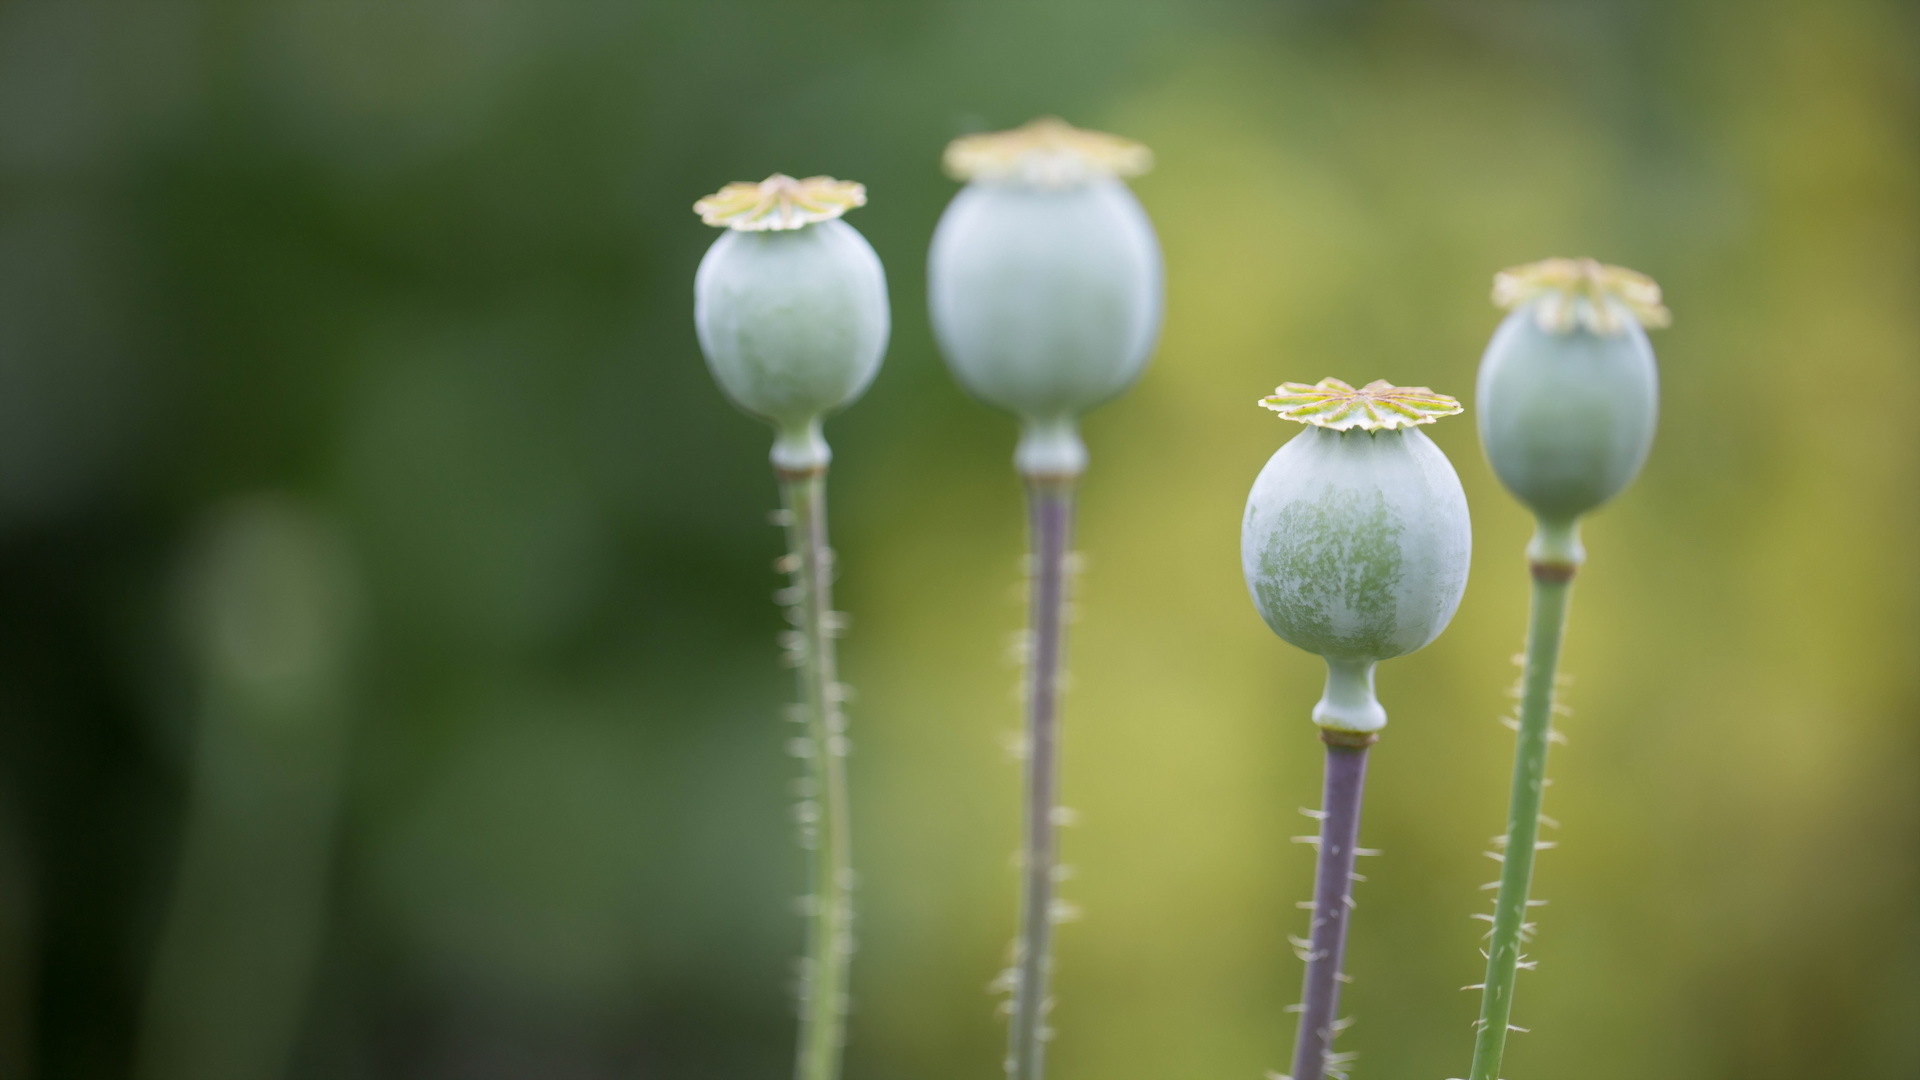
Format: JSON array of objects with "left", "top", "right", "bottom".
[
  {"left": 1476, "top": 256, "right": 1665, "bottom": 564},
  {"left": 1241, "top": 377, "right": 1470, "bottom": 1080},
  {"left": 928, "top": 116, "right": 1162, "bottom": 477},
  {"left": 1462, "top": 258, "right": 1669, "bottom": 1080},
  {"left": 694, "top": 173, "right": 889, "bottom": 472},
  {"left": 1243, "top": 378, "right": 1473, "bottom": 733}
]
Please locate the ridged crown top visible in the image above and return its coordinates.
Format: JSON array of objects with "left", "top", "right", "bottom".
[
  {"left": 943, "top": 117, "right": 1152, "bottom": 187},
  {"left": 1493, "top": 257, "right": 1671, "bottom": 335},
  {"left": 1258, "top": 377, "right": 1463, "bottom": 431},
  {"left": 694, "top": 174, "right": 867, "bottom": 231}
]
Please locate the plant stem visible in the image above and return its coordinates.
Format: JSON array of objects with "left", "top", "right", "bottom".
[
  {"left": 1467, "top": 557, "right": 1575, "bottom": 1080},
  {"left": 1290, "top": 732, "right": 1373, "bottom": 1080},
  {"left": 780, "top": 467, "right": 854, "bottom": 1080},
  {"left": 136, "top": 679, "right": 347, "bottom": 1080},
  {"left": 136, "top": 499, "right": 356, "bottom": 1080},
  {"left": 1008, "top": 476, "right": 1076, "bottom": 1080}
]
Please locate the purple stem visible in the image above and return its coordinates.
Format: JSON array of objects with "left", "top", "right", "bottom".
[
  {"left": 1290, "top": 735, "right": 1372, "bottom": 1080},
  {"left": 1008, "top": 478, "right": 1074, "bottom": 1080}
]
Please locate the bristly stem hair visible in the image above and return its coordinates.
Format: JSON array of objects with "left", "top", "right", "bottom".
[
  {"left": 1467, "top": 559, "right": 1574, "bottom": 1080},
  {"left": 1008, "top": 476, "right": 1075, "bottom": 1080},
  {"left": 779, "top": 468, "right": 854, "bottom": 1080},
  {"left": 1290, "top": 732, "right": 1373, "bottom": 1080}
]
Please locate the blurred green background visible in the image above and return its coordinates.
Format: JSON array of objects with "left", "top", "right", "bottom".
[{"left": 1, "top": 0, "right": 1915, "bottom": 1077}]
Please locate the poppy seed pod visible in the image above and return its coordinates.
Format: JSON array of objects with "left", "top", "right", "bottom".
[
  {"left": 1476, "top": 258, "right": 1667, "bottom": 535},
  {"left": 694, "top": 174, "right": 890, "bottom": 472},
  {"left": 1242, "top": 379, "right": 1472, "bottom": 732},
  {"left": 927, "top": 118, "right": 1163, "bottom": 477}
]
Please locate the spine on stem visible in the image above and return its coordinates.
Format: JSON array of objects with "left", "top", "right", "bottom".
[
  {"left": 780, "top": 467, "right": 855, "bottom": 1080},
  {"left": 1008, "top": 476, "right": 1076, "bottom": 1080}
]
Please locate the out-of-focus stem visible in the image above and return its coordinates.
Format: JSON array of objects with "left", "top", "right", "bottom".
[
  {"left": 780, "top": 468, "right": 854, "bottom": 1080},
  {"left": 1289, "top": 733, "right": 1372, "bottom": 1080},
  {"left": 136, "top": 498, "right": 355, "bottom": 1080},
  {"left": 1008, "top": 477, "right": 1075, "bottom": 1080},
  {"left": 1467, "top": 530, "right": 1576, "bottom": 1080},
  {"left": 136, "top": 682, "right": 346, "bottom": 1080}
]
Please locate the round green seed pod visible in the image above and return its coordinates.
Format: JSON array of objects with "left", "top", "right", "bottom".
[
  {"left": 693, "top": 175, "right": 889, "bottom": 471},
  {"left": 1242, "top": 379, "right": 1471, "bottom": 732},
  {"left": 1476, "top": 257, "right": 1667, "bottom": 527},
  {"left": 926, "top": 118, "right": 1162, "bottom": 477}
]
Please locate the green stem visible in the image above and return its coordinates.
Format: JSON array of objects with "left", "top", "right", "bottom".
[
  {"left": 1467, "top": 519, "right": 1578, "bottom": 1080},
  {"left": 135, "top": 499, "right": 356, "bottom": 1080},
  {"left": 1008, "top": 476, "right": 1076, "bottom": 1080},
  {"left": 136, "top": 678, "right": 347, "bottom": 1080},
  {"left": 780, "top": 467, "right": 853, "bottom": 1080}
]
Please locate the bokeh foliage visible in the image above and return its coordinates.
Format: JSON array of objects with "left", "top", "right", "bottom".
[{"left": 0, "top": 1, "right": 1914, "bottom": 1077}]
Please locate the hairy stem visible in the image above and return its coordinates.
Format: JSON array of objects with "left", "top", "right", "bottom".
[
  {"left": 1008, "top": 477, "right": 1075, "bottom": 1080},
  {"left": 1468, "top": 563, "right": 1574, "bottom": 1080},
  {"left": 1290, "top": 734, "right": 1373, "bottom": 1080},
  {"left": 780, "top": 468, "right": 854, "bottom": 1080}
]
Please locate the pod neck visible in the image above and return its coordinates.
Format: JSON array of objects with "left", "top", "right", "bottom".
[
  {"left": 1313, "top": 657, "right": 1386, "bottom": 734},
  {"left": 1015, "top": 415, "right": 1087, "bottom": 481},
  {"left": 773, "top": 416, "right": 831, "bottom": 475},
  {"left": 1527, "top": 515, "right": 1584, "bottom": 581}
]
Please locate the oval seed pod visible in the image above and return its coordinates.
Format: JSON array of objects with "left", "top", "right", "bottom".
[
  {"left": 1242, "top": 379, "right": 1471, "bottom": 732},
  {"left": 927, "top": 118, "right": 1163, "bottom": 477},
  {"left": 694, "top": 174, "right": 890, "bottom": 472},
  {"left": 1476, "top": 257, "right": 1667, "bottom": 533}
]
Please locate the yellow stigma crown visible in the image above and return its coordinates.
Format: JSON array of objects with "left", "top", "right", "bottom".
[
  {"left": 1258, "top": 377, "right": 1463, "bottom": 431},
  {"left": 694, "top": 174, "right": 867, "bottom": 232},
  {"left": 943, "top": 117, "right": 1152, "bottom": 187},
  {"left": 1493, "top": 257, "right": 1671, "bottom": 335}
]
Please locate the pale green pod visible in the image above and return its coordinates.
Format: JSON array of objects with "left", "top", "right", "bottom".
[
  {"left": 928, "top": 180, "right": 1161, "bottom": 417},
  {"left": 1242, "top": 379, "right": 1471, "bottom": 732},
  {"left": 927, "top": 118, "right": 1162, "bottom": 477},
  {"left": 1476, "top": 257, "right": 1667, "bottom": 533},
  {"left": 693, "top": 175, "right": 889, "bottom": 472}
]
